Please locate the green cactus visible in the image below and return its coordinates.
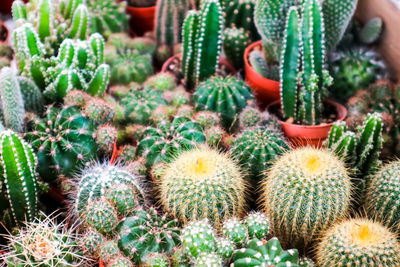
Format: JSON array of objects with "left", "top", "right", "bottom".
[
  {"left": 106, "top": 34, "right": 156, "bottom": 58},
  {"left": 136, "top": 116, "right": 206, "bottom": 168},
  {"left": 223, "top": 27, "right": 251, "bottom": 70},
  {"left": 195, "top": 252, "right": 223, "bottom": 267},
  {"left": 144, "top": 73, "right": 176, "bottom": 91},
  {"left": 205, "top": 126, "right": 225, "bottom": 147},
  {"left": 1, "top": 214, "right": 87, "bottom": 266},
  {"left": 232, "top": 237, "right": 300, "bottom": 267},
  {"left": 84, "top": 199, "right": 119, "bottom": 235},
  {"left": 94, "top": 124, "right": 118, "bottom": 154},
  {"left": 105, "top": 183, "right": 142, "bottom": 216},
  {"left": 171, "top": 248, "right": 192, "bottom": 267},
  {"left": 215, "top": 238, "right": 235, "bottom": 260},
  {"left": 143, "top": 253, "right": 170, "bottom": 267},
  {"left": 181, "top": 0, "right": 224, "bottom": 89},
  {"left": 358, "top": 17, "right": 383, "bottom": 45},
  {"left": 24, "top": 105, "right": 97, "bottom": 180},
  {"left": 80, "top": 228, "right": 104, "bottom": 256},
  {"left": 231, "top": 126, "right": 289, "bottom": 181},
  {"left": 17, "top": 76, "right": 44, "bottom": 114},
  {"left": 238, "top": 106, "right": 262, "bottom": 129},
  {"left": 248, "top": 49, "right": 280, "bottom": 80},
  {"left": 299, "top": 258, "right": 315, "bottom": 267},
  {"left": 117, "top": 207, "right": 181, "bottom": 264},
  {"left": 99, "top": 239, "right": 122, "bottom": 263},
  {"left": 154, "top": 0, "right": 195, "bottom": 62},
  {"left": 222, "top": 218, "right": 248, "bottom": 246},
  {"left": 108, "top": 256, "right": 134, "bottom": 267},
  {"left": 223, "top": 0, "right": 258, "bottom": 41},
  {"left": 83, "top": 98, "right": 115, "bottom": 124},
  {"left": 159, "top": 147, "right": 247, "bottom": 227},
  {"left": 325, "top": 121, "right": 357, "bottom": 164},
  {"left": 86, "top": 0, "right": 128, "bottom": 39},
  {"left": 120, "top": 86, "right": 167, "bottom": 124},
  {"left": 64, "top": 89, "right": 91, "bottom": 108},
  {"left": 181, "top": 219, "right": 216, "bottom": 259},
  {"left": 244, "top": 212, "right": 270, "bottom": 240},
  {"left": 0, "top": 67, "right": 26, "bottom": 133},
  {"left": 316, "top": 218, "right": 400, "bottom": 267},
  {"left": 194, "top": 111, "right": 220, "bottom": 129},
  {"left": 193, "top": 76, "right": 253, "bottom": 130},
  {"left": 74, "top": 164, "right": 145, "bottom": 216},
  {"left": 0, "top": 130, "right": 38, "bottom": 225},
  {"left": 260, "top": 147, "right": 352, "bottom": 249},
  {"left": 117, "top": 145, "right": 137, "bottom": 163}
]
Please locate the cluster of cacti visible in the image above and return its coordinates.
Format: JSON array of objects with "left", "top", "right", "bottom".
[
  {"left": 223, "top": 27, "right": 251, "bottom": 70},
  {"left": 181, "top": 0, "right": 224, "bottom": 89}
]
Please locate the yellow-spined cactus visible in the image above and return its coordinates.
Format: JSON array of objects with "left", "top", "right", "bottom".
[
  {"left": 260, "top": 147, "right": 352, "bottom": 249},
  {"left": 316, "top": 218, "right": 400, "bottom": 266},
  {"left": 159, "top": 147, "right": 247, "bottom": 227}
]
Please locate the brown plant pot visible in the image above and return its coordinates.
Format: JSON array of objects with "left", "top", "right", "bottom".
[
  {"left": 126, "top": 5, "right": 156, "bottom": 36},
  {"left": 244, "top": 40, "right": 280, "bottom": 109},
  {"left": 0, "top": 21, "right": 10, "bottom": 44},
  {"left": 267, "top": 99, "right": 347, "bottom": 148}
]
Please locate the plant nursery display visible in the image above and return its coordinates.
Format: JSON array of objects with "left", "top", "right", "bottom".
[{"left": 1, "top": 0, "right": 400, "bottom": 266}]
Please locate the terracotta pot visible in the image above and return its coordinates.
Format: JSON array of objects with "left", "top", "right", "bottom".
[
  {"left": 126, "top": 5, "right": 156, "bottom": 36},
  {"left": 267, "top": 99, "right": 347, "bottom": 148},
  {"left": 0, "top": 21, "right": 9, "bottom": 44},
  {"left": 161, "top": 54, "right": 236, "bottom": 75},
  {"left": 244, "top": 40, "right": 280, "bottom": 109}
]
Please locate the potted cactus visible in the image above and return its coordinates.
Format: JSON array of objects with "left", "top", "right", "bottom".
[
  {"left": 125, "top": 0, "right": 157, "bottom": 36},
  {"left": 266, "top": 0, "right": 347, "bottom": 147},
  {"left": 247, "top": 0, "right": 358, "bottom": 108}
]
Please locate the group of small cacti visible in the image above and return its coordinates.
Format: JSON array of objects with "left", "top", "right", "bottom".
[{"left": 0, "top": 0, "right": 399, "bottom": 266}]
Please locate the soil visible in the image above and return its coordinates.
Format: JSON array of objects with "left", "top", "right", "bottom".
[
  {"left": 269, "top": 101, "right": 339, "bottom": 125},
  {"left": 0, "top": 22, "right": 8, "bottom": 43}
]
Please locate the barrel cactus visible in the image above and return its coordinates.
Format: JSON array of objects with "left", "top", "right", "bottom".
[
  {"left": 244, "top": 212, "right": 270, "bottom": 240},
  {"left": 223, "top": 0, "right": 258, "bottom": 41},
  {"left": 222, "top": 218, "right": 248, "bottom": 247},
  {"left": 195, "top": 252, "right": 222, "bottom": 267},
  {"left": 159, "top": 147, "right": 247, "bottom": 227},
  {"left": 84, "top": 199, "right": 119, "bottom": 235},
  {"left": 181, "top": 219, "right": 216, "bottom": 259},
  {"left": 136, "top": 116, "right": 206, "bottom": 168},
  {"left": 223, "top": 27, "right": 251, "bottom": 70},
  {"left": 143, "top": 253, "right": 170, "bottom": 267},
  {"left": 24, "top": 106, "right": 97, "bottom": 180},
  {"left": 316, "top": 218, "right": 400, "bottom": 266},
  {"left": 260, "top": 147, "right": 352, "bottom": 249},
  {"left": 193, "top": 76, "right": 253, "bottom": 130}
]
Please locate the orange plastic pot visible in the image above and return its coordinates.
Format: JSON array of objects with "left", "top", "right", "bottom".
[
  {"left": 267, "top": 99, "right": 347, "bottom": 148},
  {"left": 126, "top": 5, "right": 156, "bottom": 36},
  {"left": 244, "top": 40, "right": 280, "bottom": 109}
]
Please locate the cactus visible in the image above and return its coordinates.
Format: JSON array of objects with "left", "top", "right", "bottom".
[
  {"left": 17, "top": 76, "right": 44, "bottom": 114},
  {"left": 232, "top": 237, "right": 300, "bottom": 267},
  {"left": 316, "top": 218, "right": 400, "bottom": 266},
  {"left": 105, "top": 183, "right": 142, "bottom": 215},
  {"left": 193, "top": 76, "right": 253, "bottom": 130},
  {"left": 223, "top": 0, "right": 258, "bottom": 41},
  {"left": 94, "top": 124, "right": 118, "bottom": 154},
  {"left": 136, "top": 116, "right": 206, "bottom": 168},
  {"left": 205, "top": 126, "right": 225, "bottom": 147},
  {"left": 74, "top": 163, "right": 145, "bottom": 216},
  {"left": 117, "top": 207, "right": 181, "bottom": 264},
  {"left": 181, "top": 0, "right": 224, "bottom": 89},
  {"left": 143, "top": 253, "right": 170, "bottom": 267},
  {"left": 329, "top": 47, "right": 385, "bottom": 103},
  {"left": 144, "top": 73, "right": 176, "bottom": 91},
  {"left": 223, "top": 27, "right": 251, "bottom": 70},
  {"left": 159, "top": 147, "right": 247, "bottom": 227},
  {"left": 299, "top": 258, "right": 315, "bottom": 267},
  {"left": 0, "top": 130, "right": 38, "bottom": 225},
  {"left": 106, "top": 34, "right": 156, "bottom": 58},
  {"left": 260, "top": 147, "right": 352, "bottom": 249},
  {"left": 215, "top": 238, "right": 235, "bottom": 260},
  {"left": 358, "top": 17, "right": 383, "bottom": 44},
  {"left": 108, "top": 256, "right": 134, "bottom": 267},
  {"left": 244, "top": 212, "right": 270, "bottom": 240},
  {"left": 195, "top": 252, "right": 223, "bottom": 267},
  {"left": 154, "top": 0, "right": 195, "bottom": 61},
  {"left": 231, "top": 126, "right": 289, "bottom": 181},
  {"left": 1, "top": 214, "right": 86, "bottom": 266},
  {"left": 120, "top": 86, "right": 167, "bottom": 124},
  {"left": 248, "top": 50, "right": 280, "bottom": 80},
  {"left": 181, "top": 219, "right": 216, "bottom": 259},
  {"left": 24, "top": 106, "right": 97, "bottom": 180},
  {"left": 222, "top": 218, "right": 248, "bottom": 246},
  {"left": 64, "top": 89, "right": 91, "bottom": 108},
  {"left": 84, "top": 199, "right": 119, "bottom": 235},
  {"left": 86, "top": 0, "right": 128, "bottom": 39},
  {"left": 83, "top": 98, "right": 115, "bottom": 124},
  {"left": 99, "top": 240, "right": 122, "bottom": 263},
  {"left": 194, "top": 111, "right": 220, "bottom": 129},
  {"left": 80, "top": 228, "right": 104, "bottom": 256}
]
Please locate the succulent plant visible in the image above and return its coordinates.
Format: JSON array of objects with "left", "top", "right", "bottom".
[
  {"left": 260, "top": 147, "right": 352, "bottom": 249},
  {"left": 0, "top": 130, "right": 38, "bottom": 225},
  {"left": 83, "top": 98, "right": 115, "bottom": 124},
  {"left": 194, "top": 111, "right": 220, "bottom": 129},
  {"left": 316, "top": 218, "right": 400, "bottom": 266},
  {"left": 1, "top": 214, "right": 86, "bottom": 266},
  {"left": 117, "top": 207, "right": 181, "bottom": 264},
  {"left": 205, "top": 126, "right": 225, "bottom": 147},
  {"left": 195, "top": 252, "right": 223, "bottom": 267},
  {"left": 232, "top": 237, "right": 300, "bottom": 267},
  {"left": 99, "top": 239, "right": 122, "bottom": 263},
  {"left": 181, "top": 219, "right": 216, "bottom": 259},
  {"left": 193, "top": 76, "right": 253, "bottom": 130},
  {"left": 64, "top": 89, "right": 91, "bottom": 108},
  {"left": 18, "top": 76, "right": 44, "bottom": 114},
  {"left": 181, "top": 0, "right": 224, "bottom": 89},
  {"left": 231, "top": 126, "right": 289, "bottom": 181},
  {"left": 222, "top": 218, "right": 248, "bottom": 247},
  {"left": 80, "top": 228, "right": 104, "bottom": 256},
  {"left": 84, "top": 199, "right": 119, "bottom": 235},
  {"left": 223, "top": 0, "right": 258, "bottom": 41},
  {"left": 86, "top": 0, "right": 128, "bottom": 39},
  {"left": 144, "top": 72, "right": 176, "bottom": 91},
  {"left": 159, "top": 147, "right": 247, "bottom": 227},
  {"left": 24, "top": 106, "right": 97, "bottom": 180},
  {"left": 143, "top": 253, "right": 170, "bottom": 267},
  {"left": 223, "top": 27, "right": 251, "bottom": 70},
  {"left": 108, "top": 256, "right": 134, "bottom": 267},
  {"left": 106, "top": 33, "right": 156, "bottom": 56},
  {"left": 244, "top": 212, "right": 270, "bottom": 240},
  {"left": 94, "top": 124, "right": 118, "bottom": 154},
  {"left": 215, "top": 238, "right": 235, "bottom": 260},
  {"left": 137, "top": 116, "right": 206, "bottom": 167}
]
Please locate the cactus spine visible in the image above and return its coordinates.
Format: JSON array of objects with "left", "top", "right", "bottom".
[
  {"left": 223, "top": 27, "right": 251, "bottom": 70},
  {"left": 181, "top": 0, "right": 223, "bottom": 89},
  {"left": 0, "top": 130, "right": 38, "bottom": 224}
]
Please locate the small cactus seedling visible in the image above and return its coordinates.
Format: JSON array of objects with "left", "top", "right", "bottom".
[
  {"left": 107, "top": 256, "right": 134, "bottom": 267},
  {"left": 105, "top": 183, "right": 142, "bottom": 216},
  {"left": 99, "top": 239, "right": 122, "bottom": 263},
  {"left": 194, "top": 111, "right": 221, "bottom": 130},
  {"left": 159, "top": 147, "right": 247, "bottom": 227},
  {"left": 137, "top": 116, "right": 206, "bottom": 168},
  {"left": 80, "top": 228, "right": 104, "bottom": 256},
  {"left": 144, "top": 72, "right": 176, "bottom": 91},
  {"left": 84, "top": 199, "right": 119, "bottom": 235},
  {"left": 143, "top": 253, "right": 170, "bottom": 267},
  {"left": 195, "top": 252, "right": 223, "bottom": 267},
  {"left": 243, "top": 212, "right": 270, "bottom": 240},
  {"left": 238, "top": 106, "right": 262, "bottom": 129},
  {"left": 17, "top": 76, "right": 44, "bottom": 114},
  {"left": 193, "top": 76, "right": 253, "bottom": 130},
  {"left": 222, "top": 218, "right": 248, "bottom": 247},
  {"left": 215, "top": 238, "right": 235, "bottom": 260},
  {"left": 260, "top": 147, "right": 352, "bottom": 249},
  {"left": 94, "top": 124, "right": 118, "bottom": 155},
  {"left": 316, "top": 218, "right": 400, "bottom": 266},
  {"left": 83, "top": 98, "right": 115, "bottom": 124},
  {"left": 181, "top": 219, "right": 216, "bottom": 259}
]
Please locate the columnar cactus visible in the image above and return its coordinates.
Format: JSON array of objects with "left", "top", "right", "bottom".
[
  {"left": 25, "top": 106, "right": 97, "bottom": 180},
  {"left": 0, "top": 67, "right": 26, "bottom": 132},
  {"left": 260, "top": 147, "right": 352, "bottom": 249},
  {"left": 18, "top": 76, "right": 44, "bottom": 114},
  {"left": 0, "top": 130, "right": 38, "bottom": 225},
  {"left": 232, "top": 237, "right": 300, "bottom": 267},
  {"left": 316, "top": 218, "right": 400, "bottom": 266},
  {"left": 86, "top": 0, "right": 128, "bottom": 38},
  {"left": 117, "top": 207, "right": 181, "bottom": 264},
  {"left": 231, "top": 126, "right": 289, "bottom": 181},
  {"left": 193, "top": 76, "right": 253, "bottom": 130},
  {"left": 223, "top": 0, "right": 258, "bottom": 41},
  {"left": 136, "top": 116, "right": 206, "bottom": 167},
  {"left": 223, "top": 27, "right": 251, "bottom": 70},
  {"left": 154, "top": 0, "right": 195, "bottom": 61},
  {"left": 159, "top": 147, "right": 247, "bottom": 227},
  {"left": 181, "top": 0, "right": 224, "bottom": 89}
]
